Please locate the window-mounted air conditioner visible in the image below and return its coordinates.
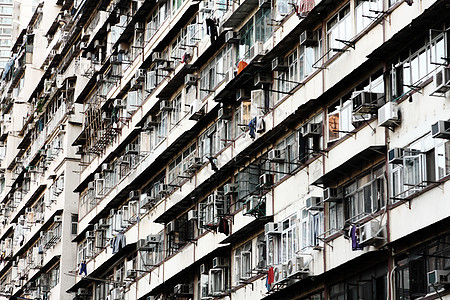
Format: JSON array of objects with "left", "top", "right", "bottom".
[
  {"left": 146, "top": 234, "right": 161, "bottom": 246},
  {"left": 428, "top": 270, "right": 450, "bottom": 286},
  {"left": 199, "top": 0, "right": 213, "bottom": 12},
  {"left": 135, "top": 69, "right": 145, "bottom": 81},
  {"left": 94, "top": 40, "right": 105, "bottom": 49},
  {"left": 185, "top": 74, "right": 197, "bottom": 86},
  {"left": 272, "top": 57, "right": 288, "bottom": 72},
  {"left": 250, "top": 41, "right": 265, "bottom": 61},
  {"left": 77, "top": 288, "right": 89, "bottom": 295},
  {"left": 159, "top": 184, "right": 170, "bottom": 195},
  {"left": 351, "top": 91, "right": 384, "bottom": 114},
  {"left": 432, "top": 66, "right": 450, "bottom": 95},
  {"left": 378, "top": 101, "right": 399, "bottom": 127},
  {"left": 259, "top": 173, "right": 274, "bottom": 187},
  {"left": 187, "top": 157, "right": 203, "bottom": 170},
  {"left": 98, "top": 218, "right": 109, "bottom": 228},
  {"left": 236, "top": 88, "right": 250, "bottom": 101},
  {"left": 187, "top": 209, "right": 198, "bottom": 221},
  {"left": 200, "top": 263, "right": 207, "bottom": 274},
  {"left": 388, "top": 147, "right": 404, "bottom": 164},
  {"left": 431, "top": 120, "right": 450, "bottom": 139},
  {"left": 174, "top": 284, "right": 190, "bottom": 295},
  {"left": 110, "top": 55, "right": 122, "bottom": 65},
  {"left": 152, "top": 52, "right": 165, "bottom": 62},
  {"left": 300, "top": 30, "right": 318, "bottom": 47},
  {"left": 245, "top": 195, "right": 260, "bottom": 214},
  {"left": 218, "top": 107, "right": 231, "bottom": 120},
  {"left": 135, "top": 22, "right": 144, "bottom": 31},
  {"left": 126, "top": 269, "right": 137, "bottom": 279},
  {"left": 323, "top": 187, "right": 342, "bottom": 202},
  {"left": 101, "top": 163, "right": 112, "bottom": 173},
  {"left": 254, "top": 73, "right": 271, "bottom": 87},
  {"left": 268, "top": 149, "right": 285, "bottom": 162},
  {"left": 129, "top": 190, "right": 139, "bottom": 200},
  {"left": 358, "top": 220, "right": 383, "bottom": 246},
  {"left": 114, "top": 99, "right": 125, "bottom": 108},
  {"left": 86, "top": 231, "right": 95, "bottom": 239},
  {"left": 265, "top": 222, "right": 281, "bottom": 235},
  {"left": 160, "top": 100, "right": 172, "bottom": 111},
  {"left": 303, "top": 123, "right": 322, "bottom": 138},
  {"left": 224, "top": 183, "right": 238, "bottom": 195},
  {"left": 140, "top": 195, "right": 157, "bottom": 210},
  {"left": 305, "top": 196, "right": 323, "bottom": 210},
  {"left": 225, "top": 31, "right": 240, "bottom": 43},
  {"left": 212, "top": 256, "right": 226, "bottom": 268},
  {"left": 54, "top": 215, "right": 62, "bottom": 223},
  {"left": 166, "top": 220, "right": 176, "bottom": 234}
]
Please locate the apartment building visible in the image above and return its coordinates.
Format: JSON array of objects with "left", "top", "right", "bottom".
[{"left": 0, "top": 0, "right": 449, "bottom": 299}]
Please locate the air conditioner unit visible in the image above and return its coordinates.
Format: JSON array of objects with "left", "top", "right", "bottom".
[
  {"left": 212, "top": 257, "right": 226, "bottom": 268},
  {"left": 428, "top": 270, "right": 450, "bottom": 286},
  {"left": 77, "top": 287, "right": 89, "bottom": 295},
  {"left": 254, "top": 73, "right": 271, "bottom": 87},
  {"left": 259, "top": 173, "right": 274, "bottom": 187},
  {"left": 86, "top": 231, "right": 95, "bottom": 239},
  {"left": 94, "top": 40, "right": 105, "bottom": 48},
  {"left": 110, "top": 55, "right": 122, "bottom": 65},
  {"left": 54, "top": 215, "right": 62, "bottom": 222},
  {"left": 129, "top": 190, "right": 139, "bottom": 200},
  {"left": 358, "top": 220, "right": 383, "bottom": 245},
  {"left": 199, "top": 0, "right": 213, "bottom": 12},
  {"left": 98, "top": 218, "right": 109, "bottom": 228},
  {"left": 135, "top": 69, "right": 145, "bottom": 81},
  {"left": 187, "top": 157, "right": 203, "bottom": 170},
  {"left": 200, "top": 263, "right": 207, "bottom": 274},
  {"left": 152, "top": 52, "right": 165, "bottom": 62},
  {"left": 218, "top": 107, "right": 231, "bottom": 120},
  {"left": 185, "top": 74, "right": 197, "bottom": 86},
  {"left": 272, "top": 57, "right": 288, "bottom": 71},
  {"left": 323, "top": 187, "right": 342, "bottom": 202},
  {"left": 286, "top": 256, "right": 309, "bottom": 277},
  {"left": 174, "top": 283, "right": 190, "bottom": 295},
  {"left": 223, "top": 183, "right": 238, "bottom": 195},
  {"left": 101, "top": 163, "right": 112, "bottom": 172},
  {"left": 166, "top": 221, "right": 176, "bottom": 235},
  {"left": 273, "top": 264, "right": 285, "bottom": 284},
  {"left": 431, "top": 120, "right": 450, "bottom": 139},
  {"left": 305, "top": 196, "right": 323, "bottom": 210},
  {"left": 250, "top": 41, "right": 265, "bottom": 61},
  {"left": 140, "top": 195, "right": 157, "bottom": 210},
  {"left": 160, "top": 100, "right": 172, "bottom": 111},
  {"left": 433, "top": 66, "right": 450, "bottom": 94},
  {"left": 114, "top": 99, "right": 125, "bottom": 108},
  {"left": 225, "top": 31, "right": 240, "bottom": 43},
  {"left": 303, "top": 123, "right": 322, "bottom": 138},
  {"left": 159, "top": 184, "right": 169, "bottom": 195},
  {"left": 378, "top": 101, "right": 399, "bottom": 127},
  {"left": 388, "top": 147, "right": 404, "bottom": 164},
  {"left": 300, "top": 30, "right": 318, "bottom": 47},
  {"left": 146, "top": 234, "right": 161, "bottom": 244},
  {"left": 268, "top": 149, "right": 285, "bottom": 162},
  {"left": 135, "top": 22, "right": 144, "bottom": 31},
  {"left": 265, "top": 222, "right": 281, "bottom": 235},
  {"left": 245, "top": 195, "right": 260, "bottom": 214},
  {"left": 188, "top": 209, "right": 198, "bottom": 221},
  {"left": 351, "top": 91, "right": 384, "bottom": 114},
  {"left": 126, "top": 269, "right": 137, "bottom": 279}
]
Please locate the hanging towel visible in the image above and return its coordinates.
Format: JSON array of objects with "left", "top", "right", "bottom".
[
  {"left": 350, "top": 225, "right": 363, "bottom": 251},
  {"left": 266, "top": 266, "right": 274, "bottom": 290},
  {"left": 79, "top": 262, "right": 87, "bottom": 275},
  {"left": 237, "top": 61, "right": 248, "bottom": 75},
  {"left": 256, "top": 117, "right": 265, "bottom": 133}
]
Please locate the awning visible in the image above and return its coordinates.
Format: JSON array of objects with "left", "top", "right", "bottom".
[{"left": 311, "top": 145, "right": 386, "bottom": 187}]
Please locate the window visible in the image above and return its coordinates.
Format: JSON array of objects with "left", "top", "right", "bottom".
[
  {"left": 274, "top": 133, "right": 298, "bottom": 182},
  {"left": 344, "top": 165, "right": 386, "bottom": 222},
  {"left": 49, "top": 263, "right": 60, "bottom": 289},
  {"left": 276, "top": 50, "right": 298, "bottom": 101},
  {"left": 299, "top": 29, "right": 322, "bottom": 79},
  {"left": 355, "top": 0, "right": 382, "bottom": 34},
  {"left": 327, "top": 99, "right": 354, "bottom": 143},
  {"left": 281, "top": 215, "right": 298, "bottom": 263},
  {"left": 326, "top": 4, "right": 351, "bottom": 55},
  {"left": 300, "top": 208, "right": 324, "bottom": 252},
  {"left": 390, "top": 134, "right": 448, "bottom": 201},
  {"left": 71, "top": 214, "right": 78, "bottom": 235},
  {"left": 234, "top": 242, "right": 252, "bottom": 284}
]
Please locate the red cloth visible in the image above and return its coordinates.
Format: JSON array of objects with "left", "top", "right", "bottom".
[
  {"left": 237, "top": 61, "right": 248, "bottom": 75},
  {"left": 267, "top": 266, "right": 274, "bottom": 285}
]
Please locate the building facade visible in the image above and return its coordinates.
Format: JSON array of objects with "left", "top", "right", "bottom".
[{"left": 0, "top": 0, "right": 449, "bottom": 300}]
